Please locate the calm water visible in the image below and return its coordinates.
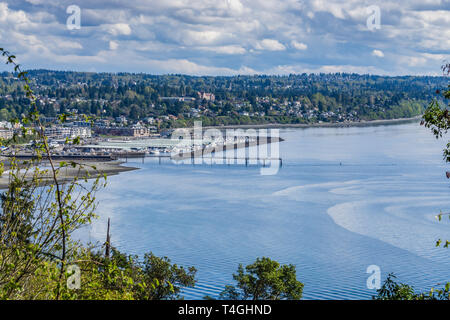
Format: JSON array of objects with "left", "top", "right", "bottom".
[{"left": 81, "top": 122, "right": 450, "bottom": 299}]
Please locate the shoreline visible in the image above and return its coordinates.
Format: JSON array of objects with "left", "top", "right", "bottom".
[
  {"left": 0, "top": 116, "right": 422, "bottom": 188},
  {"left": 0, "top": 160, "right": 139, "bottom": 189},
  {"left": 200, "top": 116, "right": 422, "bottom": 130}
]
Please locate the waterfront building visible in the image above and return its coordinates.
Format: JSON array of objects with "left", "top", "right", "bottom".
[
  {"left": 70, "top": 126, "right": 92, "bottom": 138},
  {"left": 93, "top": 125, "right": 150, "bottom": 137},
  {"left": 44, "top": 126, "right": 71, "bottom": 139},
  {"left": 0, "top": 128, "right": 13, "bottom": 140},
  {"left": 44, "top": 126, "right": 92, "bottom": 139}
]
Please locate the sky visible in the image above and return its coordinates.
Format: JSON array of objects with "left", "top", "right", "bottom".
[{"left": 0, "top": 0, "right": 448, "bottom": 76}]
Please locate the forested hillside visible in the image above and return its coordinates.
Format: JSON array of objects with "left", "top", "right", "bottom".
[{"left": 0, "top": 70, "right": 446, "bottom": 127}]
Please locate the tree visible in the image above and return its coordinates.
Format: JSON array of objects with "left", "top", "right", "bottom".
[
  {"left": 374, "top": 273, "right": 418, "bottom": 300},
  {"left": 219, "top": 257, "right": 303, "bottom": 300},
  {"left": 0, "top": 49, "right": 198, "bottom": 300},
  {"left": 374, "top": 273, "right": 450, "bottom": 300},
  {"left": 0, "top": 48, "right": 105, "bottom": 299},
  {"left": 422, "top": 63, "right": 450, "bottom": 248},
  {"left": 421, "top": 63, "right": 450, "bottom": 162},
  {"left": 135, "top": 252, "right": 196, "bottom": 300},
  {"left": 63, "top": 248, "right": 196, "bottom": 300}
]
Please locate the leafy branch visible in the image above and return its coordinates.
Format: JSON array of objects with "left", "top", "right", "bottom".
[{"left": 0, "top": 48, "right": 105, "bottom": 299}]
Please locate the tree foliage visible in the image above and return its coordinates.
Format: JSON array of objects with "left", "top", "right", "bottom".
[
  {"left": 0, "top": 69, "right": 443, "bottom": 123},
  {"left": 374, "top": 273, "right": 450, "bottom": 300},
  {"left": 219, "top": 257, "right": 303, "bottom": 300},
  {"left": 0, "top": 49, "right": 197, "bottom": 300},
  {"left": 421, "top": 63, "right": 450, "bottom": 161}
]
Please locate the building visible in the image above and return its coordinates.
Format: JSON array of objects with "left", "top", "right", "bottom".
[
  {"left": 70, "top": 127, "right": 92, "bottom": 138},
  {"left": 0, "top": 128, "right": 13, "bottom": 140},
  {"left": 45, "top": 126, "right": 70, "bottom": 139},
  {"left": 198, "top": 92, "right": 215, "bottom": 101},
  {"left": 71, "top": 121, "right": 91, "bottom": 127},
  {"left": 94, "top": 125, "right": 150, "bottom": 137},
  {"left": 94, "top": 119, "right": 110, "bottom": 127},
  {"left": 115, "top": 115, "right": 127, "bottom": 124},
  {"left": 44, "top": 126, "right": 91, "bottom": 139},
  {"left": 145, "top": 117, "right": 155, "bottom": 124},
  {"left": 0, "top": 121, "right": 12, "bottom": 129},
  {"left": 160, "top": 97, "right": 196, "bottom": 102}
]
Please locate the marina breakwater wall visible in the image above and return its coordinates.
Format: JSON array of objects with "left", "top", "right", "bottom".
[{"left": 171, "top": 136, "right": 284, "bottom": 161}]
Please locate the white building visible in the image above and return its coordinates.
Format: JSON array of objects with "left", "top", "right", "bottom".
[
  {"left": 70, "top": 127, "right": 92, "bottom": 138},
  {"left": 0, "top": 129, "right": 13, "bottom": 140},
  {"left": 44, "top": 126, "right": 91, "bottom": 139}
]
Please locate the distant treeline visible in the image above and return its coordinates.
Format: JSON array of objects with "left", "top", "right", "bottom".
[{"left": 0, "top": 70, "right": 446, "bottom": 125}]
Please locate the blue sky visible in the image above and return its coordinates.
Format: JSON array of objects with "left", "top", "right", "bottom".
[{"left": 0, "top": 0, "right": 448, "bottom": 76}]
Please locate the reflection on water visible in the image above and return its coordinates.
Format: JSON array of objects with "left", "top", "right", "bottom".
[{"left": 79, "top": 122, "right": 450, "bottom": 299}]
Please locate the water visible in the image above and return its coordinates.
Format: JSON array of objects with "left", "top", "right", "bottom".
[{"left": 82, "top": 122, "right": 450, "bottom": 299}]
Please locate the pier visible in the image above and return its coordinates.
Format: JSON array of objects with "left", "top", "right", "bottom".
[{"left": 121, "top": 153, "right": 282, "bottom": 168}]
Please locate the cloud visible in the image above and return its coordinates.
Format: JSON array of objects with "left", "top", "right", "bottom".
[
  {"left": 201, "top": 45, "right": 246, "bottom": 55},
  {"left": 0, "top": 2, "right": 31, "bottom": 27},
  {"left": 109, "top": 40, "right": 118, "bottom": 50},
  {"left": 226, "top": 0, "right": 244, "bottom": 14},
  {"left": 311, "top": 0, "right": 346, "bottom": 19},
  {"left": 0, "top": 0, "right": 447, "bottom": 75},
  {"left": 372, "top": 49, "right": 384, "bottom": 58},
  {"left": 105, "top": 23, "right": 131, "bottom": 36},
  {"left": 255, "top": 39, "right": 286, "bottom": 51},
  {"left": 182, "top": 30, "right": 225, "bottom": 45},
  {"left": 291, "top": 40, "right": 308, "bottom": 50}
]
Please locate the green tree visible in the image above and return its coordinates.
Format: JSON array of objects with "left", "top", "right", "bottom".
[
  {"left": 0, "top": 48, "right": 105, "bottom": 299},
  {"left": 63, "top": 247, "right": 196, "bottom": 300},
  {"left": 134, "top": 252, "right": 196, "bottom": 300},
  {"left": 422, "top": 63, "right": 450, "bottom": 248},
  {"left": 219, "top": 257, "right": 303, "bottom": 300},
  {"left": 374, "top": 273, "right": 450, "bottom": 300},
  {"left": 0, "top": 49, "right": 197, "bottom": 300},
  {"left": 374, "top": 273, "right": 418, "bottom": 300},
  {"left": 421, "top": 63, "right": 450, "bottom": 162}
]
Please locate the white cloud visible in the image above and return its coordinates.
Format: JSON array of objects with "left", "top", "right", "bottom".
[
  {"left": 422, "top": 53, "right": 448, "bottom": 61},
  {"left": 255, "top": 39, "right": 286, "bottom": 51},
  {"left": 372, "top": 49, "right": 384, "bottom": 58},
  {"left": 400, "top": 56, "right": 427, "bottom": 67},
  {"left": 106, "top": 23, "right": 131, "bottom": 36},
  {"left": 397, "top": 52, "right": 448, "bottom": 69},
  {"left": 201, "top": 45, "right": 246, "bottom": 55},
  {"left": 311, "top": 0, "right": 346, "bottom": 19},
  {"left": 0, "top": 2, "right": 31, "bottom": 26},
  {"left": 109, "top": 41, "right": 119, "bottom": 50},
  {"left": 0, "top": 0, "right": 447, "bottom": 76},
  {"left": 291, "top": 40, "right": 307, "bottom": 50},
  {"left": 227, "top": 0, "right": 244, "bottom": 14},
  {"left": 24, "top": 0, "right": 44, "bottom": 4},
  {"left": 56, "top": 40, "right": 83, "bottom": 50},
  {"left": 182, "top": 30, "right": 225, "bottom": 45},
  {"left": 413, "top": 10, "right": 450, "bottom": 24}
]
